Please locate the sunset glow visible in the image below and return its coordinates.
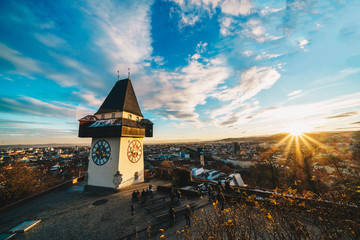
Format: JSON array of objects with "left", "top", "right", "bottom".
[{"left": 285, "top": 122, "right": 309, "bottom": 137}]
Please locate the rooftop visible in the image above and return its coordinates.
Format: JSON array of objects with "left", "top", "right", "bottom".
[{"left": 95, "top": 78, "right": 143, "bottom": 117}]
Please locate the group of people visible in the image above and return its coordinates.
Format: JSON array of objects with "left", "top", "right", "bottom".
[
  {"left": 170, "top": 188, "right": 182, "bottom": 206},
  {"left": 168, "top": 204, "right": 192, "bottom": 227},
  {"left": 131, "top": 185, "right": 154, "bottom": 203},
  {"left": 130, "top": 185, "right": 154, "bottom": 218}
]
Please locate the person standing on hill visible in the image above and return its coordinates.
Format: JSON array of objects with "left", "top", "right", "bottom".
[
  {"left": 169, "top": 206, "right": 176, "bottom": 227},
  {"left": 131, "top": 203, "right": 135, "bottom": 217},
  {"left": 185, "top": 205, "right": 191, "bottom": 227}
]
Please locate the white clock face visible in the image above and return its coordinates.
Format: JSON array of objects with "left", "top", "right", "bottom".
[
  {"left": 91, "top": 140, "right": 111, "bottom": 166},
  {"left": 127, "top": 140, "right": 142, "bottom": 163}
]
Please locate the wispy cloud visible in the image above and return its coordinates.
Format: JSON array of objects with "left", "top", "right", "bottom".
[
  {"left": 242, "top": 50, "right": 253, "bottom": 57},
  {"left": 298, "top": 39, "right": 309, "bottom": 50},
  {"left": 287, "top": 89, "right": 302, "bottom": 97},
  {"left": 170, "top": 0, "right": 220, "bottom": 27},
  {"left": 211, "top": 66, "right": 281, "bottom": 124},
  {"left": 34, "top": 33, "right": 66, "bottom": 48},
  {"left": 0, "top": 96, "right": 79, "bottom": 119},
  {"left": 325, "top": 111, "right": 358, "bottom": 119},
  {"left": 0, "top": 42, "right": 42, "bottom": 74},
  {"left": 241, "top": 18, "right": 282, "bottom": 43},
  {"left": 312, "top": 67, "right": 360, "bottom": 85},
  {"left": 221, "top": 0, "right": 253, "bottom": 16},
  {"left": 255, "top": 52, "right": 282, "bottom": 61},
  {"left": 139, "top": 45, "right": 229, "bottom": 122},
  {"left": 220, "top": 17, "right": 235, "bottom": 36},
  {"left": 0, "top": 119, "right": 51, "bottom": 125},
  {"left": 73, "top": 90, "right": 104, "bottom": 109},
  {"left": 84, "top": 1, "right": 152, "bottom": 68},
  {"left": 244, "top": 92, "right": 360, "bottom": 132}
]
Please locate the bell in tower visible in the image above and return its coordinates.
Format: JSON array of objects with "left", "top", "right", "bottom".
[{"left": 78, "top": 77, "right": 153, "bottom": 192}]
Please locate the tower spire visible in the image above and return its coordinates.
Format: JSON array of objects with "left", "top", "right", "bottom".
[
  {"left": 117, "top": 71, "right": 119, "bottom": 81},
  {"left": 128, "top": 68, "right": 130, "bottom": 79}
]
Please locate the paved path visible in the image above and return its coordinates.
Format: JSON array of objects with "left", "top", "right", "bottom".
[{"left": 0, "top": 180, "right": 174, "bottom": 240}]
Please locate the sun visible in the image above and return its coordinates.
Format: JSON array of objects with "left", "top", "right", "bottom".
[
  {"left": 290, "top": 128, "right": 304, "bottom": 136},
  {"left": 285, "top": 122, "right": 308, "bottom": 136}
]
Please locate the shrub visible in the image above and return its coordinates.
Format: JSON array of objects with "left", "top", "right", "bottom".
[{"left": 172, "top": 168, "right": 192, "bottom": 187}]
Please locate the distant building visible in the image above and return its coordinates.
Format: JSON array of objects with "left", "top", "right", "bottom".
[
  {"left": 232, "top": 142, "right": 238, "bottom": 153},
  {"left": 191, "top": 167, "right": 245, "bottom": 186},
  {"left": 200, "top": 152, "right": 205, "bottom": 166}
]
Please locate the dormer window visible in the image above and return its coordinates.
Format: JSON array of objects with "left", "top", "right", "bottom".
[
  {"left": 112, "top": 113, "right": 116, "bottom": 118},
  {"left": 101, "top": 114, "right": 105, "bottom": 120},
  {"left": 129, "top": 114, "right": 132, "bottom": 119}
]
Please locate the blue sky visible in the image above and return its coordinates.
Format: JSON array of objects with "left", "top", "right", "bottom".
[{"left": 0, "top": 0, "right": 360, "bottom": 144}]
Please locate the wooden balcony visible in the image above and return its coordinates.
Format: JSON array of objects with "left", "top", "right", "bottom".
[{"left": 121, "top": 126, "right": 145, "bottom": 137}]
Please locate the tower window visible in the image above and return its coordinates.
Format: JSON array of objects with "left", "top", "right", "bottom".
[
  {"left": 101, "top": 114, "right": 105, "bottom": 120},
  {"left": 129, "top": 114, "right": 132, "bottom": 119},
  {"left": 137, "top": 117, "right": 139, "bottom": 121},
  {"left": 112, "top": 113, "right": 116, "bottom": 118}
]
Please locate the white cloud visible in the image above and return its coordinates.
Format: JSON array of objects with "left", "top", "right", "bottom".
[
  {"left": 255, "top": 52, "right": 282, "bottom": 61},
  {"left": 287, "top": 89, "right": 303, "bottom": 97},
  {"left": 260, "top": 7, "right": 282, "bottom": 16},
  {"left": 211, "top": 66, "right": 281, "bottom": 121},
  {"left": 34, "top": 33, "right": 66, "bottom": 48},
  {"left": 138, "top": 45, "right": 230, "bottom": 121},
  {"left": 39, "top": 21, "right": 55, "bottom": 29},
  {"left": 242, "top": 50, "right": 253, "bottom": 57},
  {"left": 0, "top": 42, "right": 42, "bottom": 74},
  {"left": 149, "top": 56, "right": 166, "bottom": 66},
  {"left": 247, "top": 92, "right": 360, "bottom": 132},
  {"left": 241, "top": 18, "right": 282, "bottom": 43},
  {"left": 220, "top": 17, "right": 235, "bottom": 36},
  {"left": 196, "top": 42, "right": 208, "bottom": 53},
  {"left": 221, "top": 0, "right": 253, "bottom": 16},
  {"left": 312, "top": 67, "right": 360, "bottom": 85},
  {"left": 73, "top": 90, "right": 104, "bottom": 108},
  {"left": 61, "top": 57, "right": 92, "bottom": 76},
  {"left": 0, "top": 96, "right": 78, "bottom": 119},
  {"left": 4, "top": 77, "right": 13, "bottom": 82},
  {"left": 287, "top": 0, "right": 308, "bottom": 10},
  {"left": 181, "top": 13, "right": 199, "bottom": 26},
  {"left": 47, "top": 74, "right": 78, "bottom": 87},
  {"left": 298, "top": 39, "right": 309, "bottom": 49},
  {"left": 83, "top": 1, "right": 153, "bottom": 71},
  {"left": 170, "top": 0, "right": 221, "bottom": 27},
  {"left": 214, "top": 66, "right": 280, "bottom": 102}
]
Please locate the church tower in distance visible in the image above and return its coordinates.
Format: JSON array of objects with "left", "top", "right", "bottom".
[{"left": 78, "top": 77, "right": 153, "bottom": 192}]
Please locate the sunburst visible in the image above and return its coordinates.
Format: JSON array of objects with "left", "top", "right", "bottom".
[{"left": 285, "top": 122, "right": 309, "bottom": 137}]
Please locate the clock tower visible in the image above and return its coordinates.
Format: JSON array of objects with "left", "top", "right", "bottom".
[{"left": 78, "top": 77, "right": 153, "bottom": 191}]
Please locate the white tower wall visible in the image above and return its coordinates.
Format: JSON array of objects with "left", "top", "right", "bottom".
[
  {"left": 87, "top": 137, "right": 144, "bottom": 190},
  {"left": 88, "top": 137, "right": 120, "bottom": 189},
  {"left": 117, "top": 137, "right": 144, "bottom": 189}
]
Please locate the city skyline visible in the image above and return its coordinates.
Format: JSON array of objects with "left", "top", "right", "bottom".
[{"left": 1, "top": 0, "right": 360, "bottom": 145}]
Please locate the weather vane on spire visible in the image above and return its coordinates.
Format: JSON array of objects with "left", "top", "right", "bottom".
[
  {"left": 117, "top": 71, "right": 119, "bottom": 81},
  {"left": 128, "top": 68, "right": 130, "bottom": 79}
]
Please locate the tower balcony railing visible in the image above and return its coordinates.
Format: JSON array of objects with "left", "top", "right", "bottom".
[{"left": 121, "top": 126, "right": 145, "bottom": 137}]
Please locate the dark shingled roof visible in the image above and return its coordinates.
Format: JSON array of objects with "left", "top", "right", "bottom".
[{"left": 95, "top": 78, "right": 143, "bottom": 117}]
